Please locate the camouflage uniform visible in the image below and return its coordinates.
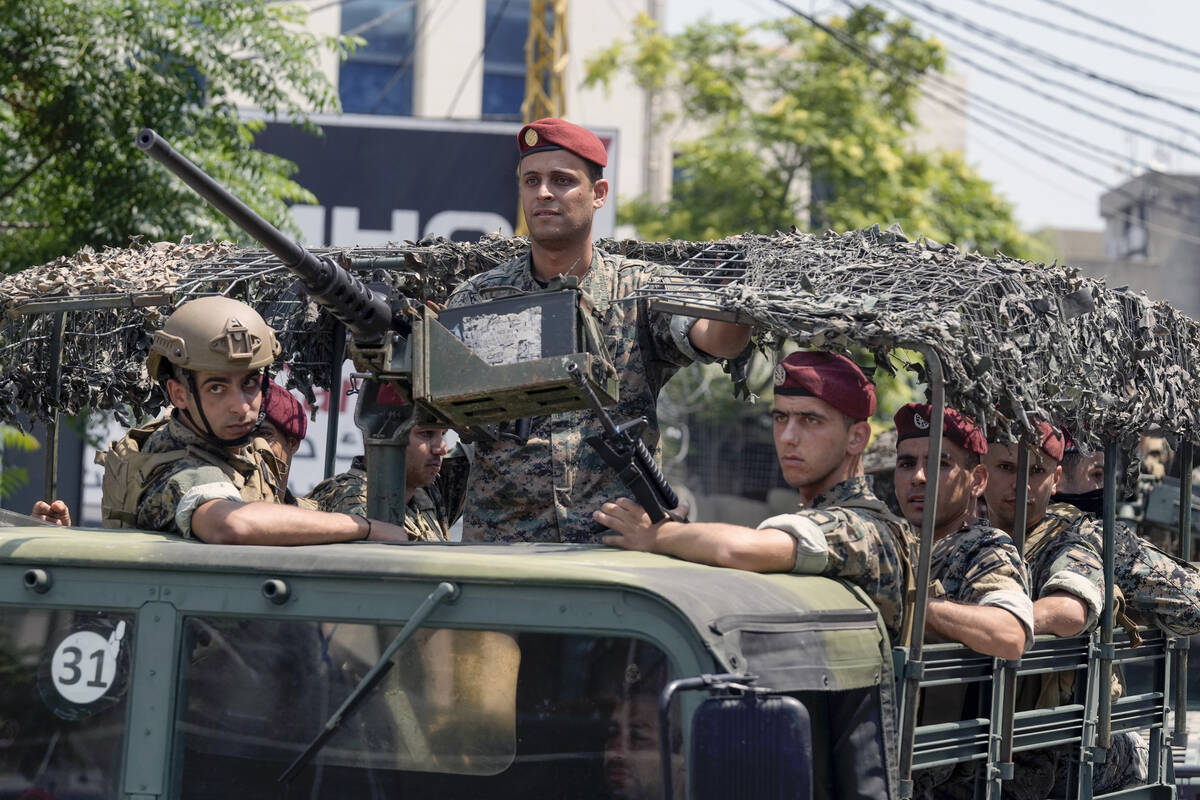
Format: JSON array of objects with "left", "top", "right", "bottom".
[
  {"left": 912, "top": 523, "right": 1033, "bottom": 800},
  {"left": 757, "top": 476, "right": 914, "bottom": 645},
  {"left": 446, "top": 248, "right": 713, "bottom": 543},
  {"left": 307, "top": 454, "right": 469, "bottom": 542},
  {"left": 135, "top": 413, "right": 286, "bottom": 538},
  {"left": 1011, "top": 504, "right": 1144, "bottom": 799},
  {"left": 928, "top": 521, "right": 1034, "bottom": 642},
  {"left": 1046, "top": 502, "right": 1200, "bottom": 636}
]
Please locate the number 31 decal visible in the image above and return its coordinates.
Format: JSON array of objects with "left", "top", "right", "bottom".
[{"left": 50, "top": 621, "right": 126, "bottom": 705}]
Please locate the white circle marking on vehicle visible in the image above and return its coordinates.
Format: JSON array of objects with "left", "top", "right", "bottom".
[{"left": 50, "top": 621, "right": 125, "bottom": 704}]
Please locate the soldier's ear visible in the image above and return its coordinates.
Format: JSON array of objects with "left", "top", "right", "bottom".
[
  {"left": 970, "top": 463, "right": 988, "bottom": 499},
  {"left": 846, "top": 420, "right": 872, "bottom": 456},
  {"left": 165, "top": 377, "right": 190, "bottom": 412}
]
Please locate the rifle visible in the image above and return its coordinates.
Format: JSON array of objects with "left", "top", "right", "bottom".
[{"left": 566, "top": 361, "right": 681, "bottom": 524}]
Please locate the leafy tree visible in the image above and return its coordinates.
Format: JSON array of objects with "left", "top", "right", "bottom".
[
  {"left": 0, "top": 0, "right": 356, "bottom": 273},
  {"left": 584, "top": 7, "right": 1040, "bottom": 260},
  {"left": 0, "top": 424, "right": 38, "bottom": 499}
]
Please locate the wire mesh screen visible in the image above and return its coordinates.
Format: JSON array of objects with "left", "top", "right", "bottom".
[{"left": 634, "top": 226, "right": 1200, "bottom": 445}]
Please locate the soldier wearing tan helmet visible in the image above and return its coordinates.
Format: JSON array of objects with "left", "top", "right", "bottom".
[{"left": 99, "top": 296, "right": 408, "bottom": 544}]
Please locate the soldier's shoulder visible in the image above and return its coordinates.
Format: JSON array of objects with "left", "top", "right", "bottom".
[{"left": 450, "top": 253, "right": 528, "bottom": 296}]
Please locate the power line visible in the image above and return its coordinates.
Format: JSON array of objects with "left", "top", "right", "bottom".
[
  {"left": 894, "top": 0, "right": 1200, "bottom": 121},
  {"left": 444, "top": 0, "right": 514, "bottom": 117},
  {"left": 1032, "top": 0, "right": 1200, "bottom": 66},
  {"left": 952, "top": 0, "right": 1200, "bottom": 76},
  {"left": 369, "top": 0, "right": 458, "bottom": 114},
  {"left": 344, "top": 1, "right": 417, "bottom": 37},
  {"left": 839, "top": 2, "right": 1200, "bottom": 201},
  {"left": 869, "top": 0, "right": 1200, "bottom": 159},
  {"left": 766, "top": 0, "right": 1200, "bottom": 249}
]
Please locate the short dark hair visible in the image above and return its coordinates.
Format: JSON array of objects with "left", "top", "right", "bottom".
[{"left": 584, "top": 158, "right": 603, "bottom": 183}]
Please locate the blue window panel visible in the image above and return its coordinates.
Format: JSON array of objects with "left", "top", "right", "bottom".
[
  {"left": 340, "top": 61, "right": 414, "bottom": 116},
  {"left": 482, "top": 73, "right": 525, "bottom": 120}
]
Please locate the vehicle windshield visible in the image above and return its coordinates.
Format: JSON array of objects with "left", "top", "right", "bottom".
[
  {"left": 0, "top": 608, "right": 133, "bottom": 798},
  {"left": 176, "top": 616, "right": 680, "bottom": 799}
]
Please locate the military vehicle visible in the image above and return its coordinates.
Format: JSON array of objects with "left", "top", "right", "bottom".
[{"left": 0, "top": 132, "right": 1195, "bottom": 799}]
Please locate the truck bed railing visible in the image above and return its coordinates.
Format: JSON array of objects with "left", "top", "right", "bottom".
[{"left": 897, "top": 627, "right": 1176, "bottom": 797}]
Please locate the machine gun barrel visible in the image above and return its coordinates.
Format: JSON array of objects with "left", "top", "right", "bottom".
[{"left": 135, "top": 128, "right": 392, "bottom": 344}]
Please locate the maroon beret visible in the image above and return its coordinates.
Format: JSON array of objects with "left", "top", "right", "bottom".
[
  {"left": 893, "top": 403, "right": 987, "bottom": 455},
  {"left": 1036, "top": 420, "right": 1064, "bottom": 462},
  {"left": 518, "top": 118, "right": 608, "bottom": 167},
  {"left": 262, "top": 382, "right": 306, "bottom": 441},
  {"left": 773, "top": 351, "right": 875, "bottom": 420}
]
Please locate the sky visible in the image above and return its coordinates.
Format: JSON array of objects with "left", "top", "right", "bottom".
[{"left": 667, "top": 0, "right": 1200, "bottom": 233}]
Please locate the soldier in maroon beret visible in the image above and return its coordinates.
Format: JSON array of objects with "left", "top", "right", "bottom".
[
  {"left": 598, "top": 350, "right": 914, "bottom": 641},
  {"left": 253, "top": 382, "right": 308, "bottom": 500},
  {"left": 597, "top": 349, "right": 911, "bottom": 797},
  {"left": 447, "top": 119, "right": 752, "bottom": 543},
  {"left": 892, "top": 403, "right": 1031, "bottom": 665}
]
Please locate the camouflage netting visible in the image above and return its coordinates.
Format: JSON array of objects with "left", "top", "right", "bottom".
[
  {"left": 1, "top": 229, "right": 1197, "bottom": 447},
  {"left": 632, "top": 226, "right": 1200, "bottom": 446}
]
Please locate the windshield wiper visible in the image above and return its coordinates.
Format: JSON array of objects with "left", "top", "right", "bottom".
[{"left": 278, "top": 580, "right": 460, "bottom": 785}]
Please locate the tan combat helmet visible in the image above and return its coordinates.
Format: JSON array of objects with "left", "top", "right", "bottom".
[
  {"left": 148, "top": 296, "right": 280, "bottom": 381},
  {"left": 149, "top": 297, "right": 281, "bottom": 446}
]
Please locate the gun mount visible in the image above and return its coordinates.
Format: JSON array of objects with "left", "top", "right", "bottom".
[{"left": 136, "top": 129, "right": 616, "bottom": 527}]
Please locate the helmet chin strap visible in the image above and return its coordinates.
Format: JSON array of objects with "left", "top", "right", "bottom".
[{"left": 179, "top": 369, "right": 268, "bottom": 448}]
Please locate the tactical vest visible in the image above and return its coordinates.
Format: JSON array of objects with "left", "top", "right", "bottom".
[{"left": 95, "top": 418, "right": 283, "bottom": 529}]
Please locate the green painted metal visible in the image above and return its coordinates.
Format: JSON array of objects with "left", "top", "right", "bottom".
[{"left": 121, "top": 601, "right": 180, "bottom": 799}]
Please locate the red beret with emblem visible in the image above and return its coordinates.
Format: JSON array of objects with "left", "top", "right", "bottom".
[
  {"left": 262, "top": 382, "right": 307, "bottom": 441},
  {"left": 518, "top": 117, "right": 608, "bottom": 167},
  {"left": 1036, "top": 420, "right": 1065, "bottom": 461},
  {"left": 773, "top": 351, "right": 875, "bottom": 420},
  {"left": 893, "top": 403, "right": 987, "bottom": 455}
]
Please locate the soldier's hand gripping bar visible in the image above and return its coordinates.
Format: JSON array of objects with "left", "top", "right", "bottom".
[{"left": 566, "top": 361, "right": 682, "bottom": 524}]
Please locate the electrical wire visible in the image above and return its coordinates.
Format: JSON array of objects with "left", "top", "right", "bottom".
[
  {"left": 767, "top": 0, "right": 1200, "bottom": 249},
  {"left": 368, "top": 0, "right": 458, "bottom": 113},
  {"left": 344, "top": 1, "right": 417, "bottom": 37},
  {"left": 1031, "top": 0, "right": 1200, "bottom": 66},
  {"left": 894, "top": 0, "right": 1200, "bottom": 121},
  {"left": 444, "top": 0, "right": 514, "bottom": 118},
  {"left": 839, "top": 2, "right": 1200, "bottom": 202},
  {"left": 869, "top": 0, "right": 1200, "bottom": 158},
  {"left": 952, "top": 0, "right": 1200, "bottom": 76}
]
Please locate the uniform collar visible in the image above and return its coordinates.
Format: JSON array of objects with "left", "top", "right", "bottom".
[{"left": 809, "top": 475, "right": 874, "bottom": 510}]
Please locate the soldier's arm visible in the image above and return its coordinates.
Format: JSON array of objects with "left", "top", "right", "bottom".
[
  {"left": 1033, "top": 591, "right": 1090, "bottom": 637},
  {"left": 190, "top": 500, "right": 409, "bottom": 545},
  {"left": 925, "top": 600, "right": 1027, "bottom": 660},
  {"left": 687, "top": 319, "right": 752, "bottom": 359},
  {"left": 596, "top": 497, "right": 799, "bottom": 572}
]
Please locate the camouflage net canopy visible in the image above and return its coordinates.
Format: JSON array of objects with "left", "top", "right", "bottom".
[
  {"left": 0, "top": 229, "right": 1197, "bottom": 448},
  {"left": 634, "top": 226, "right": 1200, "bottom": 448},
  {"left": 0, "top": 234, "right": 682, "bottom": 425}
]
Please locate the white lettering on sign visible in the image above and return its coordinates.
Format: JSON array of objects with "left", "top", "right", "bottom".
[
  {"left": 291, "top": 205, "right": 516, "bottom": 247},
  {"left": 457, "top": 307, "right": 542, "bottom": 366},
  {"left": 51, "top": 621, "right": 125, "bottom": 705},
  {"left": 331, "top": 207, "right": 420, "bottom": 246}
]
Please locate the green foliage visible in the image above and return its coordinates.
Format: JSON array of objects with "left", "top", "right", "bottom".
[
  {"left": 0, "top": 423, "right": 37, "bottom": 499},
  {"left": 0, "top": 0, "right": 356, "bottom": 272},
  {"left": 584, "top": 7, "right": 1038, "bottom": 259}
]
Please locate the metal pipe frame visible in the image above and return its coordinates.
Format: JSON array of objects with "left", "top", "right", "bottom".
[
  {"left": 323, "top": 322, "right": 347, "bottom": 480},
  {"left": 1096, "top": 440, "right": 1121, "bottom": 754},
  {"left": 994, "top": 448, "right": 1030, "bottom": 794},
  {"left": 898, "top": 346, "right": 945, "bottom": 798},
  {"left": 1174, "top": 441, "right": 1193, "bottom": 749},
  {"left": 42, "top": 311, "right": 66, "bottom": 503}
]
